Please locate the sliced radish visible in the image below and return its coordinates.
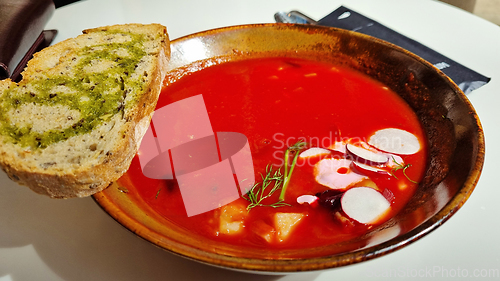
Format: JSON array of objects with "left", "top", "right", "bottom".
[
  {"left": 299, "top": 147, "right": 331, "bottom": 158},
  {"left": 341, "top": 187, "right": 391, "bottom": 224},
  {"left": 297, "top": 195, "right": 319, "bottom": 205},
  {"left": 386, "top": 154, "right": 404, "bottom": 169},
  {"left": 346, "top": 142, "right": 389, "bottom": 165},
  {"left": 328, "top": 140, "right": 347, "bottom": 153},
  {"left": 314, "top": 158, "right": 368, "bottom": 191},
  {"left": 351, "top": 161, "right": 390, "bottom": 176},
  {"left": 368, "top": 128, "right": 421, "bottom": 155}
]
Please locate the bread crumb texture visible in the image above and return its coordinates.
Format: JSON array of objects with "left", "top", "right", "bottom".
[{"left": 0, "top": 23, "right": 170, "bottom": 198}]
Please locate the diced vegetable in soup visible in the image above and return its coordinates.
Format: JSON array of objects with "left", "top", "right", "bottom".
[{"left": 122, "top": 57, "right": 427, "bottom": 250}]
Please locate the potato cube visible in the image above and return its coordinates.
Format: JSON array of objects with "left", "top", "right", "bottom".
[
  {"left": 274, "top": 212, "right": 305, "bottom": 242},
  {"left": 219, "top": 202, "right": 247, "bottom": 235}
]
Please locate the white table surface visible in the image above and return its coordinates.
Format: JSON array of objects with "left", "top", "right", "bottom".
[{"left": 1, "top": 0, "right": 499, "bottom": 280}]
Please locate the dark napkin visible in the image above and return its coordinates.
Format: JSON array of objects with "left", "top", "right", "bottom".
[
  {"left": 276, "top": 6, "right": 490, "bottom": 94},
  {"left": 318, "top": 6, "right": 490, "bottom": 94}
]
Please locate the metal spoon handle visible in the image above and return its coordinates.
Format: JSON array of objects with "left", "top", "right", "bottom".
[{"left": 274, "top": 10, "right": 318, "bottom": 24}]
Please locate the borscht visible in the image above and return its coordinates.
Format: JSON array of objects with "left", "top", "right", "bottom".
[{"left": 120, "top": 56, "right": 427, "bottom": 250}]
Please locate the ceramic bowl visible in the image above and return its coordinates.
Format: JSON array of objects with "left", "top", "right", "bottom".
[{"left": 93, "top": 24, "right": 484, "bottom": 273}]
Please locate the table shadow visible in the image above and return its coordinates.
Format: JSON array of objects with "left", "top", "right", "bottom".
[{"left": 0, "top": 172, "right": 319, "bottom": 281}]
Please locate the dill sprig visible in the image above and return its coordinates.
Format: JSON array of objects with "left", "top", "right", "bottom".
[
  {"left": 280, "top": 140, "right": 307, "bottom": 201},
  {"left": 243, "top": 165, "right": 290, "bottom": 211},
  {"left": 390, "top": 156, "right": 418, "bottom": 184},
  {"left": 243, "top": 140, "right": 307, "bottom": 211}
]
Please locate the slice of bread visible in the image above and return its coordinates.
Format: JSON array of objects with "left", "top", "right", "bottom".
[{"left": 0, "top": 23, "right": 170, "bottom": 198}]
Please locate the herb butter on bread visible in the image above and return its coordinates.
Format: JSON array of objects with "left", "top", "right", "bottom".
[{"left": 0, "top": 23, "right": 170, "bottom": 198}]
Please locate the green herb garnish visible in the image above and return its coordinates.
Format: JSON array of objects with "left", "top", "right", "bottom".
[
  {"left": 243, "top": 165, "right": 290, "bottom": 211},
  {"left": 243, "top": 140, "right": 306, "bottom": 211},
  {"left": 390, "top": 156, "right": 418, "bottom": 184},
  {"left": 280, "top": 140, "right": 307, "bottom": 201}
]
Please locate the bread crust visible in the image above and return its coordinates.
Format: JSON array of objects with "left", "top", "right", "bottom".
[{"left": 0, "top": 24, "right": 169, "bottom": 198}]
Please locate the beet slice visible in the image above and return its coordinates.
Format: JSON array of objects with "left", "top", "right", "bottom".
[{"left": 316, "top": 189, "right": 343, "bottom": 210}]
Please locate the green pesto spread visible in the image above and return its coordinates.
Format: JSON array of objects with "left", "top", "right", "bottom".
[{"left": 0, "top": 31, "right": 147, "bottom": 149}]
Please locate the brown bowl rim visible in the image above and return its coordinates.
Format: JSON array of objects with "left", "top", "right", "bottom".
[{"left": 92, "top": 23, "right": 485, "bottom": 273}]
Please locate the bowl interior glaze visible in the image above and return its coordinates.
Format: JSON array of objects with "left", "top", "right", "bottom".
[{"left": 93, "top": 24, "right": 484, "bottom": 273}]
